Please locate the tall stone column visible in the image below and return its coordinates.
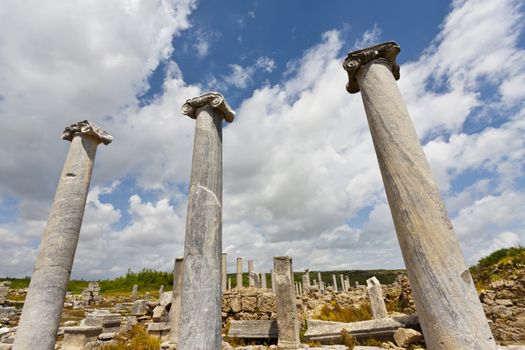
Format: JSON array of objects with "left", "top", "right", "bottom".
[
  {"left": 332, "top": 274, "right": 338, "bottom": 292},
  {"left": 343, "top": 42, "right": 496, "bottom": 349},
  {"left": 271, "top": 269, "right": 275, "bottom": 293},
  {"left": 236, "top": 257, "right": 243, "bottom": 289},
  {"left": 339, "top": 275, "right": 345, "bottom": 292},
  {"left": 13, "top": 121, "right": 112, "bottom": 350},
  {"left": 222, "top": 253, "right": 227, "bottom": 292},
  {"left": 273, "top": 256, "right": 300, "bottom": 349},
  {"left": 248, "top": 259, "right": 255, "bottom": 287},
  {"left": 178, "top": 93, "right": 235, "bottom": 350},
  {"left": 168, "top": 257, "right": 184, "bottom": 345}
]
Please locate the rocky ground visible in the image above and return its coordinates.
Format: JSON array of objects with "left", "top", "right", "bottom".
[{"left": 0, "top": 270, "right": 524, "bottom": 349}]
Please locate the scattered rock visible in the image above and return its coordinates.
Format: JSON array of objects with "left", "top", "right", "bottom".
[{"left": 393, "top": 327, "right": 422, "bottom": 347}]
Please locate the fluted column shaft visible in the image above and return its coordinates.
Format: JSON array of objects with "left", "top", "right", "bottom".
[
  {"left": 344, "top": 42, "right": 496, "bottom": 350},
  {"left": 14, "top": 121, "right": 111, "bottom": 350}
]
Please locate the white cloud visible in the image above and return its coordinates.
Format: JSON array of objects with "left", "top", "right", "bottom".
[
  {"left": 211, "top": 56, "right": 276, "bottom": 90},
  {"left": 2, "top": 0, "right": 525, "bottom": 279}
]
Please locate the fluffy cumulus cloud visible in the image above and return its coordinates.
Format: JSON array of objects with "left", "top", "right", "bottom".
[{"left": 1, "top": 0, "right": 525, "bottom": 278}]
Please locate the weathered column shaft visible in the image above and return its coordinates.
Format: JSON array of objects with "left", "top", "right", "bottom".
[
  {"left": 273, "top": 256, "right": 300, "bottom": 348},
  {"left": 248, "top": 259, "right": 255, "bottom": 287},
  {"left": 168, "top": 257, "right": 184, "bottom": 344},
  {"left": 178, "top": 93, "right": 234, "bottom": 350},
  {"left": 236, "top": 257, "right": 243, "bottom": 289},
  {"left": 366, "top": 277, "right": 388, "bottom": 319},
  {"left": 332, "top": 274, "right": 338, "bottom": 292},
  {"left": 222, "top": 253, "right": 227, "bottom": 292},
  {"left": 271, "top": 269, "right": 275, "bottom": 294},
  {"left": 14, "top": 121, "right": 111, "bottom": 350},
  {"left": 344, "top": 42, "right": 496, "bottom": 349},
  {"left": 261, "top": 272, "right": 267, "bottom": 289},
  {"left": 339, "top": 275, "right": 345, "bottom": 292}
]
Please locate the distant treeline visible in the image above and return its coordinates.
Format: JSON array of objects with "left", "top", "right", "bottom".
[{"left": 3, "top": 246, "right": 522, "bottom": 295}]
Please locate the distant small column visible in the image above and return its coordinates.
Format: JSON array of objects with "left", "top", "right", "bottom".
[
  {"left": 236, "top": 257, "right": 243, "bottom": 289},
  {"left": 178, "top": 92, "right": 235, "bottom": 350},
  {"left": 168, "top": 257, "right": 184, "bottom": 345},
  {"left": 159, "top": 285, "right": 164, "bottom": 298},
  {"left": 222, "top": 253, "right": 227, "bottom": 293},
  {"left": 317, "top": 272, "right": 323, "bottom": 293},
  {"left": 248, "top": 259, "right": 255, "bottom": 287},
  {"left": 343, "top": 41, "right": 496, "bottom": 349},
  {"left": 355, "top": 281, "right": 360, "bottom": 288},
  {"left": 339, "top": 275, "right": 345, "bottom": 292},
  {"left": 345, "top": 277, "right": 350, "bottom": 291},
  {"left": 301, "top": 274, "right": 310, "bottom": 294},
  {"left": 131, "top": 284, "right": 138, "bottom": 302},
  {"left": 298, "top": 282, "right": 303, "bottom": 296},
  {"left": 13, "top": 121, "right": 112, "bottom": 350},
  {"left": 332, "top": 274, "right": 338, "bottom": 292},
  {"left": 261, "top": 272, "right": 267, "bottom": 289},
  {"left": 366, "top": 277, "right": 388, "bottom": 319},
  {"left": 273, "top": 256, "right": 300, "bottom": 349}
]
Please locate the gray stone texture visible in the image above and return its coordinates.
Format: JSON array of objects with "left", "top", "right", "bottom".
[
  {"left": 366, "top": 277, "right": 388, "bottom": 319},
  {"left": 273, "top": 256, "right": 300, "bottom": 349},
  {"left": 248, "top": 260, "right": 255, "bottom": 287},
  {"left": 168, "top": 257, "right": 184, "bottom": 344},
  {"left": 177, "top": 93, "right": 234, "bottom": 350},
  {"left": 13, "top": 121, "right": 111, "bottom": 350},
  {"left": 332, "top": 275, "right": 338, "bottom": 292},
  {"left": 344, "top": 41, "right": 496, "bottom": 349},
  {"left": 237, "top": 258, "right": 243, "bottom": 289}
]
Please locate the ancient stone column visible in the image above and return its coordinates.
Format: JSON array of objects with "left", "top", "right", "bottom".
[
  {"left": 345, "top": 277, "right": 350, "bottom": 291},
  {"left": 13, "top": 121, "right": 112, "bottom": 350},
  {"left": 248, "top": 259, "right": 255, "bottom": 287},
  {"left": 273, "top": 256, "right": 300, "bottom": 348},
  {"left": 168, "top": 257, "right": 184, "bottom": 345},
  {"left": 317, "top": 272, "right": 323, "bottom": 293},
  {"left": 261, "top": 272, "right": 267, "bottom": 289},
  {"left": 237, "top": 257, "right": 243, "bottom": 289},
  {"left": 131, "top": 284, "right": 138, "bottom": 301},
  {"left": 332, "top": 274, "right": 338, "bottom": 292},
  {"left": 366, "top": 277, "right": 388, "bottom": 319},
  {"left": 178, "top": 93, "right": 235, "bottom": 350},
  {"left": 222, "top": 253, "right": 227, "bottom": 293},
  {"left": 339, "top": 275, "right": 345, "bottom": 292},
  {"left": 159, "top": 285, "right": 164, "bottom": 298},
  {"left": 301, "top": 274, "right": 310, "bottom": 294},
  {"left": 343, "top": 42, "right": 496, "bottom": 349}
]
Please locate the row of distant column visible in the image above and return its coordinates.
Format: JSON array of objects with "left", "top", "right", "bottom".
[{"left": 13, "top": 41, "right": 496, "bottom": 350}]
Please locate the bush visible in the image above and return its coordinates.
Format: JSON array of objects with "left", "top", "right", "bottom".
[{"left": 98, "top": 268, "right": 172, "bottom": 294}]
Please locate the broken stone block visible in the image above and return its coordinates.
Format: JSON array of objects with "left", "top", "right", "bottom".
[
  {"left": 62, "top": 326, "right": 102, "bottom": 350},
  {"left": 152, "top": 305, "right": 169, "bottom": 322},
  {"left": 147, "top": 322, "right": 170, "bottom": 340},
  {"left": 131, "top": 300, "right": 148, "bottom": 316},
  {"left": 393, "top": 327, "right": 423, "bottom": 347}
]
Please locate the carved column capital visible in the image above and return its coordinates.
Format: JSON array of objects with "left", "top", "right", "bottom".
[
  {"left": 343, "top": 41, "right": 401, "bottom": 94},
  {"left": 62, "top": 120, "right": 113, "bottom": 145},
  {"left": 181, "top": 92, "right": 235, "bottom": 123}
]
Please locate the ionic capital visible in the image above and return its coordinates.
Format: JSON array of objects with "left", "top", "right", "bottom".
[
  {"left": 181, "top": 92, "right": 235, "bottom": 123},
  {"left": 343, "top": 41, "right": 401, "bottom": 94},
  {"left": 62, "top": 120, "right": 113, "bottom": 145}
]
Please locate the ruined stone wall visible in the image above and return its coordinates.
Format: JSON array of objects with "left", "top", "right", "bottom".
[{"left": 480, "top": 277, "right": 525, "bottom": 344}]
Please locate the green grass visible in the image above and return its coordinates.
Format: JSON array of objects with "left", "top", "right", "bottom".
[
  {"left": 102, "top": 325, "right": 160, "bottom": 350},
  {"left": 470, "top": 246, "right": 525, "bottom": 290}
]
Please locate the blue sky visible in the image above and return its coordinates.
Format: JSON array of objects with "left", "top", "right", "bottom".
[{"left": 0, "top": 0, "right": 524, "bottom": 279}]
